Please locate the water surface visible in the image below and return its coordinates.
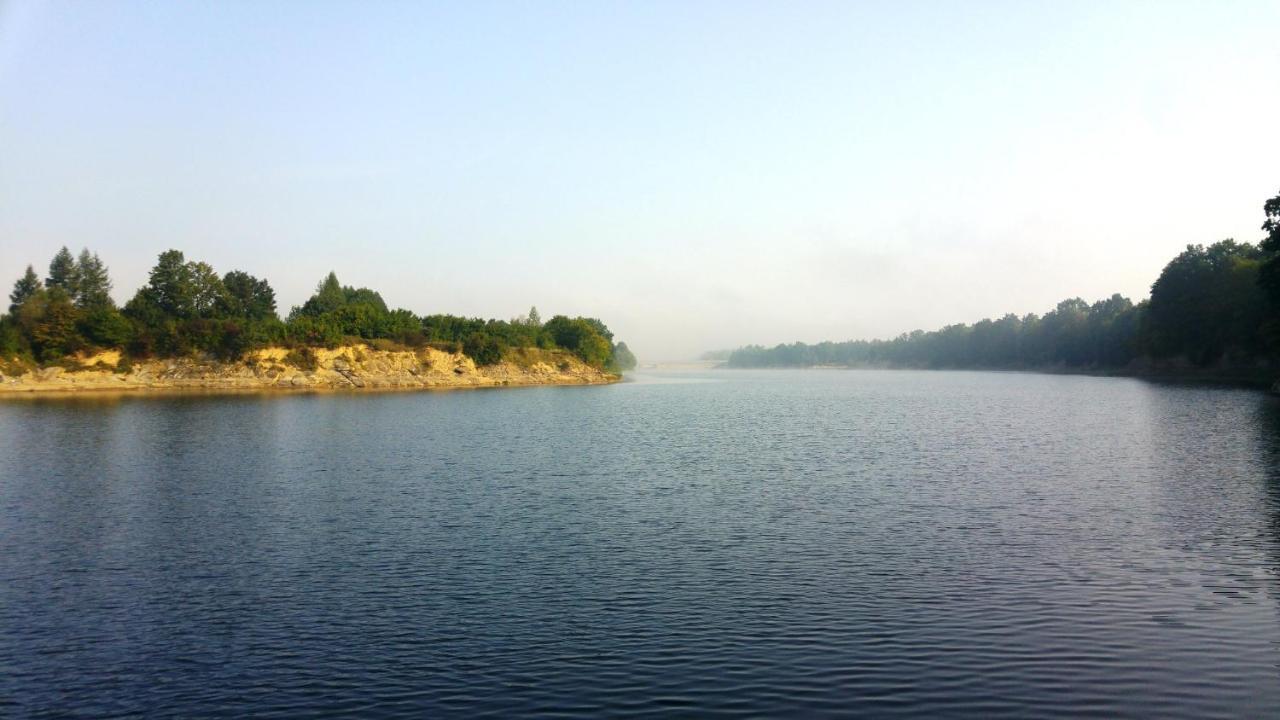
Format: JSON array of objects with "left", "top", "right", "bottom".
[{"left": 3, "top": 370, "right": 1279, "bottom": 717}]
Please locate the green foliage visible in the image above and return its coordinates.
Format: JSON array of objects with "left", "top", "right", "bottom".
[
  {"left": 0, "top": 351, "right": 32, "bottom": 377},
  {"left": 613, "top": 341, "right": 638, "bottom": 371},
  {"left": 19, "top": 288, "right": 83, "bottom": 362},
  {"left": 284, "top": 347, "right": 318, "bottom": 371},
  {"left": 344, "top": 286, "right": 388, "bottom": 311},
  {"left": 131, "top": 250, "right": 230, "bottom": 320},
  {"left": 727, "top": 299, "right": 1145, "bottom": 370},
  {"left": 578, "top": 332, "right": 612, "bottom": 369},
  {"left": 119, "top": 251, "right": 284, "bottom": 359},
  {"left": 1147, "top": 240, "right": 1268, "bottom": 362},
  {"left": 463, "top": 332, "right": 505, "bottom": 366},
  {"left": 421, "top": 314, "right": 488, "bottom": 342},
  {"left": 79, "top": 306, "right": 132, "bottom": 348},
  {"left": 544, "top": 315, "right": 614, "bottom": 368},
  {"left": 144, "top": 249, "right": 197, "bottom": 317},
  {"left": 1262, "top": 191, "right": 1280, "bottom": 253},
  {"left": 74, "top": 249, "right": 113, "bottom": 309},
  {"left": 728, "top": 241, "right": 1273, "bottom": 372},
  {"left": 288, "top": 272, "right": 408, "bottom": 343},
  {"left": 728, "top": 195, "right": 1280, "bottom": 375},
  {"left": 188, "top": 262, "right": 227, "bottom": 316},
  {"left": 299, "top": 272, "right": 347, "bottom": 316},
  {"left": 285, "top": 314, "right": 343, "bottom": 348},
  {"left": 46, "top": 247, "right": 79, "bottom": 297},
  {"left": 0, "top": 315, "right": 23, "bottom": 358},
  {"left": 7, "top": 251, "right": 636, "bottom": 372},
  {"left": 1260, "top": 191, "right": 1280, "bottom": 345},
  {"left": 9, "top": 265, "right": 42, "bottom": 314},
  {"left": 210, "top": 318, "right": 287, "bottom": 360},
  {"left": 221, "top": 270, "right": 276, "bottom": 319}
]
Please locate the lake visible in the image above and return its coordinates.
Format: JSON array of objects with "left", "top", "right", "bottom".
[{"left": 3, "top": 369, "right": 1279, "bottom": 717}]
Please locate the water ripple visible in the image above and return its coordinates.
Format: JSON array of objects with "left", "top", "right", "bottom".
[{"left": 2, "top": 370, "right": 1280, "bottom": 717}]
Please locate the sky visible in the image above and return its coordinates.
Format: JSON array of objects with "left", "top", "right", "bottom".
[{"left": 2, "top": 1, "right": 1278, "bottom": 361}]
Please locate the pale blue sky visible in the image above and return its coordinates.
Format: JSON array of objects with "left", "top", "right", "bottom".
[{"left": 2, "top": 1, "right": 1278, "bottom": 360}]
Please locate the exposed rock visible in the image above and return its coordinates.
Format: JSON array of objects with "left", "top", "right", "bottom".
[{"left": 37, "top": 367, "right": 64, "bottom": 381}]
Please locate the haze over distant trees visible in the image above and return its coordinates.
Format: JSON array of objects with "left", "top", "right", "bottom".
[
  {"left": 1, "top": 252, "right": 635, "bottom": 372},
  {"left": 727, "top": 190, "right": 1280, "bottom": 380}
]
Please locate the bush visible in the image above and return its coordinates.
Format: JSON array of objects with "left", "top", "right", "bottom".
[
  {"left": 394, "top": 329, "right": 429, "bottom": 348},
  {"left": 612, "top": 341, "right": 637, "bottom": 371},
  {"left": 79, "top": 306, "right": 132, "bottom": 348},
  {"left": 0, "top": 317, "right": 23, "bottom": 358},
  {"left": 543, "top": 315, "right": 614, "bottom": 368},
  {"left": 286, "top": 315, "right": 343, "bottom": 348},
  {"left": 0, "top": 354, "right": 32, "bottom": 376},
  {"left": 463, "top": 333, "right": 505, "bottom": 366},
  {"left": 284, "top": 347, "right": 318, "bottom": 371}
]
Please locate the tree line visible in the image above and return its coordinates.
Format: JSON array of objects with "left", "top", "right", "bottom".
[
  {"left": 728, "top": 190, "right": 1280, "bottom": 379},
  {"left": 2, "top": 250, "right": 637, "bottom": 372}
]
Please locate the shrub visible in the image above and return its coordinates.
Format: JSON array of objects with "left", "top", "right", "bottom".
[
  {"left": 612, "top": 341, "right": 638, "bottom": 371},
  {"left": 463, "top": 332, "right": 505, "bottom": 366},
  {"left": 0, "top": 317, "right": 23, "bottom": 358},
  {"left": 284, "top": 347, "right": 318, "bottom": 371},
  {"left": 543, "top": 315, "right": 613, "bottom": 368},
  {"left": 369, "top": 337, "right": 406, "bottom": 352},
  {"left": 79, "top": 306, "right": 132, "bottom": 348}
]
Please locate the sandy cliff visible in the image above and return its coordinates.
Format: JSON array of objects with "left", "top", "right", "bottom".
[{"left": 0, "top": 345, "right": 619, "bottom": 394}]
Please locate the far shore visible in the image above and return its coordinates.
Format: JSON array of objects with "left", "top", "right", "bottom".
[{"left": 708, "top": 363, "right": 1280, "bottom": 391}]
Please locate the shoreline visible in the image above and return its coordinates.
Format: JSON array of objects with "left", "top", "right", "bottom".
[
  {"left": 0, "top": 376, "right": 620, "bottom": 400},
  {"left": 712, "top": 363, "right": 1280, "bottom": 391},
  {"left": 0, "top": 345, "right": 621, "bottom": 397}
]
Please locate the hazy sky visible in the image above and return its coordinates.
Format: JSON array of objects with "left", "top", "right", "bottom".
[{"left": 2, "top": 1, "right": 1278, "bottom": 360}]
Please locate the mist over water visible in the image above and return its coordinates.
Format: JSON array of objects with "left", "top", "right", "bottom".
[{"left": 4, "top": 370, "right": 1280, "bottom": 717}]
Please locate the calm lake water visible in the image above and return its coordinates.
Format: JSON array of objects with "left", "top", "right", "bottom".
[{"left": 3, "top": 369, "right": 1280, "bottom": 718}]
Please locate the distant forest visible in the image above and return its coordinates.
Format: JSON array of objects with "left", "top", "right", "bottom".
[
  {"left": 727, "top": 191, "right": 1280, "bottom": 379},
  {"left": 1, "top": 251, "right": 636, "bottom": 372}
]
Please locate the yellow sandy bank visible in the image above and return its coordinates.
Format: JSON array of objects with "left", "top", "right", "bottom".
[{"left": 0, "top": 345, "right": 619, "bottom": 395}]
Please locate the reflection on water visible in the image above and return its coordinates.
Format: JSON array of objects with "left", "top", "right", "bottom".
[{"left": 2, "top": 371, "right": 1279, "bottom": 718}]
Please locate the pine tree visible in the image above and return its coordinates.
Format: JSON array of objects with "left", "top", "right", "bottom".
[
  {"left": 46, "top": 247, "right": 80, "bottom": 297},
  {"left": 75, "top": 249, "right": 114, "bottom": 309},
  {"left": 303, "top": 271, "right": 346, "bottom": 316},
  {"left": 9, "top": 265, "right": 42, "bottom": 314},
  {"left": 29, "top": 292, "right": 80, "bottom": 361}
]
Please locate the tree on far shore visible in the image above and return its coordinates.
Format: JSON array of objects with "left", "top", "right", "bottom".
[{"left": 1259, "top": 191, "right": 1280, "bottom": 338}]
